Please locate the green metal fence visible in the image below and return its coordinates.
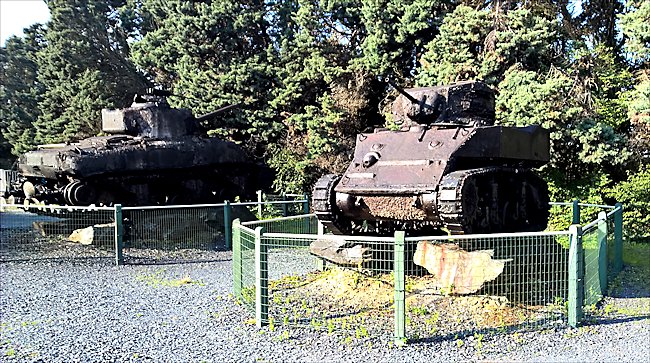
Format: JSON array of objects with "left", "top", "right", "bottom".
[
  {"left": 232, "top": 203, "right": 625, "bottom": 345},
  {"left": 0, "top": 204, "right": 115, "bottom": 263},
  {"left": 255, "top": 191, "right": 310, "bottom": 219},
  {"left": 1, "top": 194, "right": 309, "bottom": 265}
]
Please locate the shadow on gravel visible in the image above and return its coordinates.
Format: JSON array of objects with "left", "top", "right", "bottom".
[
  {"left": 0, "top": 256, "right": 114, "bottom": 264},
  {"left": 407, "top": 319, "right": 562, "bottom": 344},
  {"left": 124, "top": 257, "right": 231, "bottom": 265},
  {"left": 407, "top": 314, "right": 649, "bottom": 345},
  {"left": 608, "top": 265, "right": 650, "bottom": 299},
  {"left": 584, "top": 314, "right": 650, "bottom": 326}
]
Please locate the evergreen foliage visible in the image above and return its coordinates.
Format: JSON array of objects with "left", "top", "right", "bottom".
[
  {"left": 0, "top": 24, "right": 45, "bottom": 158},
  {"left": 0, "top": 0, "right": 648, "bottom": 235},
  {"left": 33, "top": 0, "right": 148, "bottom": 144}
]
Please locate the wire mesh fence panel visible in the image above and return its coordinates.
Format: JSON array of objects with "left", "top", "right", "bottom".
[
  {"left": 233, "top": 202, "right": 624, "bottom": 343},
  {"left": 582, "top": 228, "right": 605, "bottom": 310},
  {"left": 238, "top": 225, "right": 257, "bottom": 310},
  {"left": 403, "top": 232, "right": 571, "bottom": 342},
  {"left": 260, "top": 193, "right": 307, "bottom": 218},
  {"left": 122, "top": 205, "right": 228, "bottom": 264},
  {"left": 0, "top": 204, "right": 115, "bottom": 262}
]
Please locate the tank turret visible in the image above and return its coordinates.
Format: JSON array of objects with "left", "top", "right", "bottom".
[
  {"left": 312, "top": 80, "right": 550, "bottom": 241},
  {"left": 390, "top": 80, "right": 495, "bottom": 126},
  {"left": 101, "top": 89, "right": 196, "bottom": 138},
  {"left": 7, "top": 90, "right": 269, "bottom": 206}
]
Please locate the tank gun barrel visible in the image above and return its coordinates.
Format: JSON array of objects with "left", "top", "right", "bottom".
[
  {"left": 387, "top": 80, "right": 419, "bottom": 104},
  {"left": 195, "top": 103, "right": 241, "bottom": 123}
]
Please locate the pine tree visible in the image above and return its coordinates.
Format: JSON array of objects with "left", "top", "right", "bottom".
[
  {"left": 34, "top": 0, "right": 149, "bottom": 144},
  {"left": 131, "top": 0, "right": 278, "bottom": 153},
  {"left": 0, "top": 24, "right": 46, "bottom": 160}
]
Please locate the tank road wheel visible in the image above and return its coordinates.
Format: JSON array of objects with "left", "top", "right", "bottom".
[
  {"left": 439, "top": 168, "right": 549, "bottom": 235},
  {"left": 63, "top": 181, "right": 97, "bottom": 206},
  {"left": 521, "top": 170, "right": 550, "bottom": 232},
  {"left": 312, "top": 174, "right": 353, "bottom": 235}
]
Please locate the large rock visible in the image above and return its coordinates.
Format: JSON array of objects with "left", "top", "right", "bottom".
[
  {"left": 310, "top": 238, "right": 371, "bottom": 266},
  {"left": 68, "top": 223, "right": 114, "bottom": 245},
  {"left": 413, "top": 241, "right": 509, "bottom": 294}
]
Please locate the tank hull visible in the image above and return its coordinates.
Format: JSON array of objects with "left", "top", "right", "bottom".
[{"left": 14, "top": 135, "right": 263, "bottom": 206}]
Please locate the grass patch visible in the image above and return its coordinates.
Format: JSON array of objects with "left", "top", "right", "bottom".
[
  {"left": 622, "top": 240, "right": 650, "bottom": 268},
  {"left": 136, "top": 269, "right": 205, "bottom": 288}
]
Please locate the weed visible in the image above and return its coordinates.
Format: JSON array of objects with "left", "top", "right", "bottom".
[
  {"left": 424, "top": 311, "right": 440, "bottom": 326},
  {"left": 456, "top": 339, "right": 464, "bottom": 348},
  {"left": 268, "top": 317, "right": 275, "bottom": 331},
  {"left": 5, "top": 348, "right": 15, "bottom": 357},
  {"left": 136, "top": 270, "right": 204, "bottom": 288},
  {"left": 327, "top": 320, "right": 335, "bottom": 335},
  {"left": 441, "top": 283, "right": 455, "bottom": 296},
  {"left": 244, "top": 318, "right": 256, "bottom": 325},
  {"left": 603, "top": 303, "right": 614, "bottom": 315},
  {"left": 409, "top": 305, "right": 429, "bottom": 316},
  {"left": 355, "top": 326, "right": 369, "bottom": 339},
  {"left": 310, "top": 318, "right": 322, "bottom": 329},
  {"left": 277, "top": 330, "right": 290, "bottom": 341},
  {"left": 272, "top": 295, "right": 282, "bottom": 305}
]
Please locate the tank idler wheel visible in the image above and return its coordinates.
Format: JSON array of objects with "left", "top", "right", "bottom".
[{"left": 312, "top": 174, "right": 353, "bottom": 235}]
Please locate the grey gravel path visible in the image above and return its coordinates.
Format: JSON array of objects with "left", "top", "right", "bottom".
[{"left": 1, "top": 247, "right": 649, "bottom": 362}]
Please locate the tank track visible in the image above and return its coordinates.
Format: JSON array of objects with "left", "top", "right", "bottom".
[
  {"left": 438, "top": 167, "right": 549, "bottom": 234},
  {"left": 313, "top": 168, "right": 549, "bottom": 236},
  {"left": 312, "top": 174, "right": 351, "bottom": 235}
]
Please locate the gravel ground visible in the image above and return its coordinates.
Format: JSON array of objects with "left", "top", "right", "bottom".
[{"left": 1, "top": 220, "right": 649, "bottom": 361}]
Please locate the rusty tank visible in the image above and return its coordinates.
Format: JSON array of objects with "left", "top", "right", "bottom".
[
  {"left": 6, "top": 89, "right": 268, "bottom": 206},
  {"left": 312, "top": 80, "right": 550, "bottom": 236}
]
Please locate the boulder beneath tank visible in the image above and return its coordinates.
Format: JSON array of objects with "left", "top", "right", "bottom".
[
  {"left": 310, "top": 237, "right": 372, "bottom": 266},
  {"left": 413, "top": 241, "right": 510, "bottom": 294}
]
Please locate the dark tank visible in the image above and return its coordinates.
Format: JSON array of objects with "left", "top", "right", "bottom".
[
  {"left": 6, "top": 89, "right": 267, "bottom": 206},
  {"left": 312, "top": 80, "right": 550, "bottom": 236}
]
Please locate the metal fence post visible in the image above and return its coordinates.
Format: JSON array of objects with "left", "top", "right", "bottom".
[
  {"left": 255, "top": 226, "right": 268, "bottom": 328},
  {"left": 257, "top": 190, "right": 263, "bottom": 218},
  {"left": 281, "top": 194, "right": 288, "bottom": 217},
  {"left": 572, "top": 199, "right": 580, "bottom": 225},
  {"left": 394, "top": 231, "right": 406, "bottom": 345},
  {"left": 224, "top": 201, "right": 232, "bottom": 249},
  {"left": 232, "top": 218, "right": 242, "bottom": 298},
  {"left": 597, "top": 211, "right": 608, "bottom": 294},
  {"left": 302, "top": 193, "right": 309, "bottom": 214},
  {"left": 568, "top": 224, "right": 584, "bottom": 327},
  {"left": 614, "top": 203, "right": 623, "bottom": 274},
  {"left": 114, "top": 204, "right": 124, "bottom": 266},
  {"left": 314, "top": 220, "right": 326, "bottom": 271},
  {"left": 303, "top": 193, "right": 310, "bottom": 232}
]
